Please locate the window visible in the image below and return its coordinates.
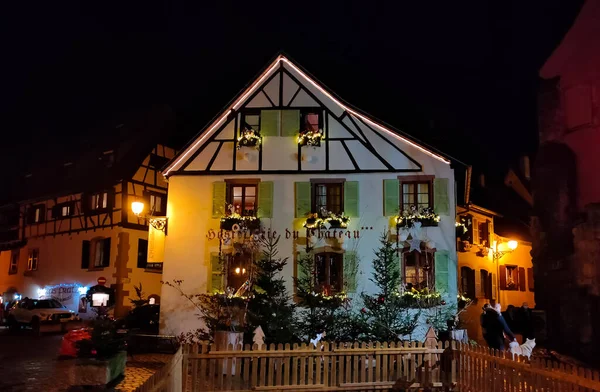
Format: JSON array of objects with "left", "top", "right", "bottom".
[
  {"left": 226, "top": 253, "right": 251, "bottom": 291},
  {"left": 90, "top": 192, "right": 110, "bottom": 211},
  {"left": 460, "top": 266, "right": 475, "bottom": 299},
  {"left": 242, "top": 111, "right": 261, "bottom": 133},
  {"left": 137, "top": 239, "right": 148, "bottom": 268},
  {"left": 53, "top": 202, "right": 74, "bottom": 219},
  {"left": 315, "top": 252, "right": 343, "bottom": 294},
  {"left": 477, "top": 220, "right": 490, "bottom": 246},
  {"left": 227, "top": 182, "right": 257, "bottom": 216},
  {"left": 403, "top": 249, "right": 435, "bottom": 290},
  {"left": 147, "top": 192, "right": 166, "bottom": 215},
  {"left": 312, "top": 180, "right": 344, "bottom": 215},
  {"left": 27, "top": 249, "right": 39, "bottom": 271},
  {"left": 480, "top": 269, "right": 491, "bottom": 299},
  {"left": 301, "top": 111, "right": 321, "bottom": 133},
  {"left": 400, "top": 176, "right": 433, "bottom": 211},
  {"left": 82, "top": 238, "right": 111, "bottom": 269},
  {"left": 9, "top": 250, "right": 18, "bottom": 274},
  {"left": 505, "top": 265, "right": 519, "bottom": 291},
  {"left": 27, "top": 205, "right": 45, "bottom": 224}
]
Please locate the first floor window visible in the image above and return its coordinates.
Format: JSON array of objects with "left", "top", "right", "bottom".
[
  {"left": 227, "top": 182, "right": 258, "bottom": 216},
  {"left": 312, "top": 181, "right": 343, "bottom": 215},
  {"left": 480, "top": 269, "right": 491, "bottom": 299},
  {"left": 504, "top": 265, "right": 519, "bottom": 291},
  {"left": 145, "top": 191, "right": 167, "bottom": 215},
  {"left": 82, "top": 237, "right": 111, "bottom": 269},
  {"left": 460, "top": 266, "right": 475, "bottom": 299},
  {"left": 27, "top": 249, "right": 39, "bottom": 271},
  {"left": 226, "top": 253, "right": 251, "bottom": 291},
  {"left": 315, "top": 252, "right": 343, "bottom": 294},
  {"left": 403, "top": 250, "right": 435, "bottom": 290},
  {"left": 9, "top": 250, "right": 19, "bottom": 274}
]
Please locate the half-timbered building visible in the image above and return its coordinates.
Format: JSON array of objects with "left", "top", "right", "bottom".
[
  {"left": 0, "top": 106, "right": 175, "bottom": 318},
  {"left": 159, "top": 55, "right": 460, "bottom": 337}
]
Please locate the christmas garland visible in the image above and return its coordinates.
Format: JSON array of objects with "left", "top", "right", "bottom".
[
  {"left": 220, "top": 212, "right": 261, "bottom": 231},
  {"left": 237, "top": 128, "right": 262, "bottom": 150},
  {"left": 395, "top": 205, "right": 441, "bottom": 228},
  {"left": 398, "top": 287, "right": 444, "bottom": 308},
  {"left": 298, "top": 129, "right": 325, "bottom": 147},
  {"left": 303, "top": 211, "right": 350, "bottom": 229}
]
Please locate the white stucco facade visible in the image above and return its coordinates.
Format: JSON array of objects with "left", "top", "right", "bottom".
[{"left": 159, "top": 55, "right": 458, "bottom": 337}]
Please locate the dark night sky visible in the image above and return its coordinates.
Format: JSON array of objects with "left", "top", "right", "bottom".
[{"left": 0, "top": 1, "right": 583, "bottom": 182}]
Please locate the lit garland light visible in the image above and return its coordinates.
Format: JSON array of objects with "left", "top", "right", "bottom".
[
  {"left": 236, "top": 128, "right": 262, "bottom": 150},
  {"left": 395, "top": 205, "right": 441, "bottom": 229},
  {"left": 37, "top": 283, "right": 88, "bottom": 298},
  {"left": 455, "top": 221, "right": 467, "bottom": 234},
  {"left": 396, "top": 287, "right": 444, "bottom": 308},
  {"left": 298, "top": 129, "right": 325, "bottom": 147},
  {"left": 303, "top": 210, "right": 350, "bottom": 229},
  {"left": 220, "top": 209, "right": 261, "bottom": 231}
]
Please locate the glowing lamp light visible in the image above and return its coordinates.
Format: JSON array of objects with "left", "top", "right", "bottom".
[
  {"left": 235, "top": 267, "right": 241, "bottom": 275},
  {"left": 131, "top": 201, "right": 145, "bottom": 216},
  {"left": 38, "top": 288, "right": 47, "bottom": 298},
  {"left": 507, "top": 240, "right": 518, "bottom": 251}
]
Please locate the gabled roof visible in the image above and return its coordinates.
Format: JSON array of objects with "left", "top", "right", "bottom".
[{"left": 164, "top": 53, "right": 464, "bottom": 176}]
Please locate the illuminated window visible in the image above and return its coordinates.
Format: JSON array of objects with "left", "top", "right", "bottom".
[
  {"left": 504, "top": 265, "right": 519, "bottom": 291},
  {"left": 402, "top": 250, "right": 435, "bottom": 290},
  {"left": 90, "top": 192, "right": 109, "bottom": 211},
  {"left": 401, "top": 181, "right": 432, "bottom": 210},
  {"left": 226, "top": 253, "right": 251, "bottom": 291},
  {"left": 27, "top": 249, "right": 39, "bottom": 271},
  {"left": 312, "top": 181, "right": 343, "bottom": 215},
  {"left": 314, "top": 252, "right": 343, "bottom": 294},
  {"left": 28, "top": 205, "right": 45, "bottom": 224},
  {"left": 302, "top": 111, "right": 321, "bottom": 133},
  {"left": 227, "top": 183, "right": 257, "bottom": 216},
  {"left": 53, "top": 202, "right": 74, "bottom": 219},
  {"left": 9, "top": 250, "right": 19, "bottom": 275},
  {"left": 460, "top": 266, "right": 475, "bottom": 299},
  {"left": 144, "top": 191, "right": 167, "bottom": 216}
]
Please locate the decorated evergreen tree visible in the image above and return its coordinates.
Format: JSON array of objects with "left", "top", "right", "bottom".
[
  {"left": 360, "top": 232, "right": 419, "bottom": 341},
  {"left": 245, "top": 235, "right": 297, "bottom": 344},
  {"left": 294, "top": 244, "right": 345, "bottom": 341}
]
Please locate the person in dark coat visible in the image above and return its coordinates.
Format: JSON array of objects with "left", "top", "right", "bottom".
[
  {"left": 482, "top": 303, "right": 516, "bottom": 350},
  {"left": 518, "top": 302, "right": 534, "bottom": 339},
  {"left": 502, "top": 305, "right": 518, "bottom": 334}
]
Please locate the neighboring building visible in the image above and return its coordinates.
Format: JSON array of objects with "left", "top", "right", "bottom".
[
  {"left": 535, "top": 0, "right": 600, "bottom": 363},
  {"left": 457, "top": 202, "right": 535, "bottom": 344},
  {"left": 0, "top": 106, "right": 175, "bottom": 318},
  {"left": 159, "top": 54, "right": 462, "bottom": 338}
]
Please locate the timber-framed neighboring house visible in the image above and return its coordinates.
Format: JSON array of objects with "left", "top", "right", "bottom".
[
  {"left": 0, "top": 106, "right": 175, "bottom": 318},
  {"left": 159, "top": 54, "right": 465, "bottom": 338}
]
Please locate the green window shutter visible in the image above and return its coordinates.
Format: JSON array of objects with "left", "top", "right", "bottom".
[
  {"left": 257, "top": 181, "right": 274, "bottom": 218},
  {"left": 295, "top": 182, "right": 311, "bottom": 218},
  {"left": 434, "top": 250, "right": 449, "bottom": 294},
  {"left": 260, "top": 110, "right": 280, "bottom": 136},
  {"left": 433, "top": 178, "right": 450, "bottom": 215},
  {"left": 383, "top": 179, "right": 399, "bottom": 216},
  {"left": 212, "top": 182, "right": 226, "bottom": 218},
  {"left": 210, "top": 253, "right": 223, "bottom": 293},
  {"left": 344, "top": 181, "right": 359, "bottom": 217},
  {"left": 343, "top": 251, "right": 358, "bottom": 293},
  {"left": 281, "top": 110, "right": 300, "bottom": 136}
]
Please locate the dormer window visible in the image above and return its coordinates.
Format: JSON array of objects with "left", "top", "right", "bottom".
[{"left": 301, "top": 111, "right": 321, "bottom": 133}]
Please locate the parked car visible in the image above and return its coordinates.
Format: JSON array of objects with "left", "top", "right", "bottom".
[{"left": 8, "top": 298, "right": 76, "bottom": 334}]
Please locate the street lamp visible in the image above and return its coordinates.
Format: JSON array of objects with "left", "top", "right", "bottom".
[
  {"left": 131, "top": 201, "right": 168, "bottom": 232},
  {"left": 491, "top": 239, "right": 518, "bottom": 303}
]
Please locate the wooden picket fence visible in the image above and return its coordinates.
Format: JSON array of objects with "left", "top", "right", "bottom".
[
  {"left": 182, "top": 341, "right": 600, "bottom": 391},
  {"left": 456, "top": 343, "right": 600, "bottom": 392},
  {"left": 182, "top": 340, "right": 455, "bottom": 391}
]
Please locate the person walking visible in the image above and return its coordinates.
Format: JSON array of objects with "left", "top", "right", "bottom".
[{"left": 482, "top": 303, "right": 517, "bottom": 350}]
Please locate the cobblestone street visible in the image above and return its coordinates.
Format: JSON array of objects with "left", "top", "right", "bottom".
[{"left": 0, "top": 327, "right": 172, "bottom": 392}]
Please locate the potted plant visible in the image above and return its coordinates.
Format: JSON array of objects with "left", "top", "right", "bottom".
[
  {"left": 236, "top": 127, "right": 261, "bottom": 150},
  {"left": 298, "top": 129, "right": 324, "bottom": 147},
  {"left": 69, "top": 317, "right": 127, "bottom": 387}
]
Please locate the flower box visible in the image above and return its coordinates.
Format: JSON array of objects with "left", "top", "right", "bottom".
[
  {"left": 220, "top": 217, "right": 242, "bottom": 231},
  {"left": 68, "top": 351, "right": 127, "bottom": 387},
  {"left": 327, "top": 219, "right": 347, "bottom": 229},
  {"left": 298, "top": 130, "right": 324, "bottom": 147},
  {"left": 237, "top": 128, "right": 261, "bottom": 150},
  {"left": 395, "top": 206, "right": 440, "bottom": 229}
]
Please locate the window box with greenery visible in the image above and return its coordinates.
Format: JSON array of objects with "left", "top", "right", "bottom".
[
  {"left": 219, "top": 212, "right": 261, "bottom": 231},
  {"left": 302, "top": 209, "right": 350, "bottom": 229},
  {"left": 395, "top": 205, "right": 441, "bottom": 229},
  {"left": 236, "top": 128, "right": 261, "bottom": 150},
  {"left": 298, "top": 129, "right": 324, "bottom": 147}
]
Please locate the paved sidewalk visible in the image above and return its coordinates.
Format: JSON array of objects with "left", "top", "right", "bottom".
[{"left": 0, "top": 327, "right": 171, "bottom": 392}]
